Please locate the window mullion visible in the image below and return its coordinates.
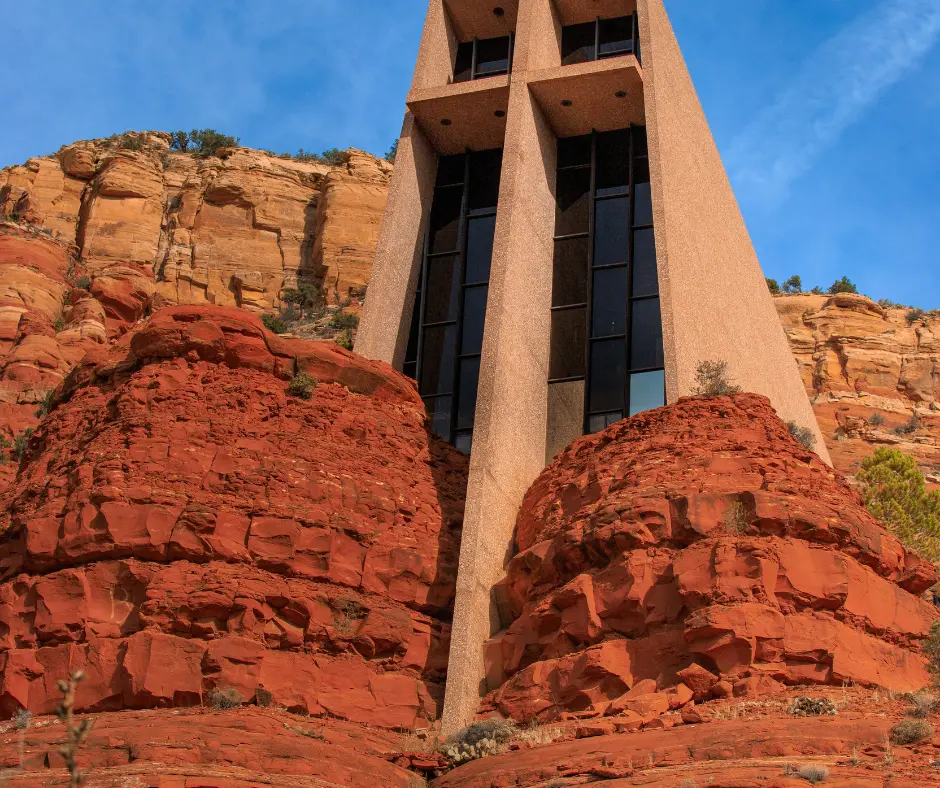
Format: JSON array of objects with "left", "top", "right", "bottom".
[
  {"left": 449, "top": 151, "right": 473, "bottom": 440},
  {"left": 625, "top": 125, "right": 636, "bottom": 413},
  {"left": 582, "top": 130, "right": 598, "bottom": 436}
]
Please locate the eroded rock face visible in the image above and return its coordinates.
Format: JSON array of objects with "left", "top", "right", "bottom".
[
  {"left": 0, "top": 306, "right": 466, "bottom": 730},
  {"left": 776, "top": 293, "right": 940, "bottom": 484},
  {"left": 482, "top": 394, "right": 937, "bottom": 723},
  {"left": 0, "top": 133, "right": 391, "bottom": 319}
]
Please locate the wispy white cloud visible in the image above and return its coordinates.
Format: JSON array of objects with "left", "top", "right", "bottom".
[{"left": 727, "top": 0, "right": 940, "bottom": 207}]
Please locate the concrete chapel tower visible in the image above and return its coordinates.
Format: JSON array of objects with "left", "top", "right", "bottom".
[{"left": 357, "top": 0, "right": 829, "bottom": 730}]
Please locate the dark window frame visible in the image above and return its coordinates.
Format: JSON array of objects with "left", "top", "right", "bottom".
[
  {"left": 454, "top": 34, "right": 516, "bottom": 83},
  {"left": 561, "top": 13, "right": 641, "bottom": 66},
  {"left": 548, "top": 127, "right": 665, "bottom": 434}
]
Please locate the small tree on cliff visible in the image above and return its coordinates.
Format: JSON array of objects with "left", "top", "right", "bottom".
[
  {"left": 857, "top": 448, "right": 940, "bottom": 562},
  {"left": 828, "top": 276, "right": 858, "bottom": 295},
  {"left": 782, "top": 274, "right": 802, "bottom": 293},
  {"left": 765, "top": 278, "right": 781, "bottom": 295},
  {"left": 170, "top": 129, "right": 239, "bottom": 157}
]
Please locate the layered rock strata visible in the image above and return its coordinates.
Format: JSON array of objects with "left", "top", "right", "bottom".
[
  {"left": 0, "top": 306, "right": 466, "bottom": 730},
  {"left": 482, "top": 394, "right": 938, "bottom": 723}
]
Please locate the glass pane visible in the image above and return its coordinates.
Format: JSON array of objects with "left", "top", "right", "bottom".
[
  {"left": 632, "top": 229, "right": 658, "bottom": 297},
  {"left": 589, "top": 339, "right": 627, "bottom": 412},
  {"left": 592, "top": 267, "right": 627, "bottom": 337},
  {"left": 428, "top": 188, "right": 463, "bottom": 254},
  {"left": 599, "top": 16, "right": 633, "bottom": 56},
  {"left": 633, "top": 182, "right": 653, "bottom": 228},
  {"left": 588, "top": 411, "right": 623, "bottom": 434},
  {"left": 596, "top": 129, "right": 630, "bottom": 195},
  {"left": 555, "top": 168, "right": 591, "bottom": 236},
  {"left": 454, "top": 42, "right": 474, "bottom": 83},
  {"left": 632, "top": 126, "right": 648, "bottom": 157},
  {"left": 454, "top": 432, "right": 473, "bottom": 455},
  {"left": 552, "top": 237, "right": 589, "bottom": 308},
  {"left": 550, "top": 308, "right": 586, "bottom": 380},
  {"left": 424, "top": 256, "right": 460, "bottom": 323},
  {"left": 633, "top": 155, "right": 650, "bottom": 185},
  {"left": 630, "top": 298, "right": 664, "bottom": 370},
  {"left": 456, "top": 356, "right": 481, "bottom": 430},
  {"left": 402, "top": 361, "right": 417, "bottom": 381},
  {"left": 629, "top": 370, "right": 666, "bottom": 416},
  {"left": 593, "top": 198, "right": 630, "bottom": 267},
  {"left": 476, "top": 36, "right": 510, "bottom": 75},
  {"left": 420, "top": 324, "right": 457, "bottom": 395},
  {"left": 436, "top": 154, "right": 465, "bottom": 187},
  {"left": 562, "top": 22, "right": 596, "bottom": 65},
  {"left": 558, "top": 135, "right": 592, "bottom": 168},
  {"left": 468, "top": 149, "right": 503, "bottom": 212},
  {"left": 465, "top": 216, "right": 496, "bottom": 284},
  {"left": 425, "top": 396, "right": 453, "bottom": 442},
  {"left": 461, "top": 286, "right": 488, "bottom": 355}
]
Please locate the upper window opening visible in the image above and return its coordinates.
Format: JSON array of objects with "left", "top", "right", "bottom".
[
  {"left": 561, "top": 14, "right": 639, "bottom": 66},
  {"left": 454, "top": 35, "right": 515, "bottom": 83}
]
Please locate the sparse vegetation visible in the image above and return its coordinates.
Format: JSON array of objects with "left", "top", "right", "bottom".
[
  {"left": 169, "top": 129, "right": 240, "bottom": 157},
  {"left": 879, "top": 297, "right": 905, "bottom": 310},
  {"left": 329, "top": 312, "right": 360, "bottom": 330},
  {"left": 56, "top": 670, "right": 93, "bottom": 787},
  {"left": 766, "top": 277, "right": 781, "bottom": 295},
  {"left": 282, "top": 283, "right": 323, "bottom": 317},
  {"left": 75, "top": 275, "right": 92, "bottom": 291},
  {"left": 890, "top": 718, "right": 933, "bottom": 745},
  {"left": 385, "top": 140, "right": 399, "bottom": 163},
  {"left": 692, "top": 360, "right": 742, "bottom": 397},
  {"left": 796, "top": 764, "right": 830, "bottom": 784},
  {"left": 789, "top": 696, "right": 837, "bottom": 717},
  {"left": 724, "top": 501, "right": 749, "bottom": 535},
  {"left": 907, "top": 308, "right": 927, "bottom": 326},
  {"left": 12, "top": 428, "right": 33, "bottom": 462},
  {"left": 335, "top": 329, "right": 353, "bottom": 350},
  {"left": 905, "top": 691, "right": 939, "bottom": 719},
  {"left": 439, "top": 718, "right": 518, "bottom": 765},
  {"left": 207, "top": 686, "right": 242, "bottom": 710},
  {"left": 782, "top": 274, "right": 803, "bottom": 293},
  {"left": 319, "top": 148, "right": 345, "bottom": 166},
  {"left": 923, "top": 622, "right": 940, "bottom": 683},
  {"left": 869, "top": 412, "right": 885, "bottom": 428},
  {"left": 287, "top": 372, "right": 318, "bottom": 400},
  {"left": 787, "top": 421, "right": 817, "bottom": 452},
  {"left": 828, "top": 276, "right": 858, "bottom": 295},
  {"left": 36, "top": 390, "right": 55, "bottom": 418},
  {"left": 811, "top": 286, "right": 824, "bottom": 295},
  {"left": 261, "top": 313, "right": 290, "bottom": 334},
  {"left": 857, "top": 448, "right": 940, "bottom": 562}
]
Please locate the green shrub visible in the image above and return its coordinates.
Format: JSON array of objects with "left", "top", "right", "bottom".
[
  {"left": 811, "top": 286, "right": 824, "bottom": 295},
  {"left": 894, "top": 415, "right": 922, "bottom": 436},
  {"left": 36, "top": 390, "right": 55, "bottom": 418},
  {"left": 924, "top": 623, "right": 940, "bottom": 682},
  {"left": 320, "top": 148, "right": 345, "bottom": 166},
  {"left": 171, "top": 129, "right": 239, "bottom": 157},
  {"left": 907, "top": 308, "right": 927, "bottom": 326},
  {"left": 119, "top": 134, "right": 144, "bottom": 151},
  {"left": 692, "top": 360, "right": 742, "bottom": 397},
  {"left": 869, "top": 412, "right": 885, "bottom": 427},
  {"left": 287, "top": 372, "right": 317, "bottom": 400},
  {"left": 439, "top": 718, "right": 518, "bottom": 765},
  {"left": 857, "top": 448, "right": 940, "bottom": 562},
  {"left": 206, "top": 686, "right": 241, "bottom": 710},
  {"left": 828, "top": 276, "right": 858, "bottom": 295},
  {"left": 12, "top": 428, "right": 33, "bottom": 462},
  {"left": 75, "top": 275, "right": 92, "bottom": 291},
  {"left": 782, "top": 274, "right": 802, "bottom": 294},
  {"left": 335, "top": 329, "right": 353, "bottom": 351},
  {"left": 329, "top": 312, "right": 360, "bottom": 330},
  {"left": 787, "top": 421, "right": 817, "bottom": 452},
  {"left": 385, "top": 140, "right": 399, "bottom": 163},
  {"left": 890, "top": 718, "right": 933, "bottom": 745},
  {"left": 879, "top": 298, "right": 904, "bottom": 309},
  {"left": 766, "top": 278, "right": 781, "bottom": 295},
  {"left": 261, "top": 313, "right": 289, "bottom": 334}
]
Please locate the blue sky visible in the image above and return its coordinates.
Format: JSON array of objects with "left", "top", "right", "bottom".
[{"left": 2, "top": 0, "right": 938, "bottom": 307}]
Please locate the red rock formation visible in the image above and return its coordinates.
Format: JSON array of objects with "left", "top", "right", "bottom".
[
  {"left": 0, "top": 306, "right": 466, "bottom": 731},
  {"left": 482, "top": 394, "right": 937, "bottom": 723}
]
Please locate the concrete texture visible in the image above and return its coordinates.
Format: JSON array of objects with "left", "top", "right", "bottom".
[
  {"left": 636, "top": 0, "right": 831, "bottom": 462},
  {"left": 359, "top": 0, "right": 832, "bottom": 733}
]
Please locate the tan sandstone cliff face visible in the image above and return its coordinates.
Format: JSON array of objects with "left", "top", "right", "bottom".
[
  {"left": 0, "top": 132, "right": 391, "bottom": 315},
  {"left": 775, "top": 292, "right": 940, "bottom": 483}
]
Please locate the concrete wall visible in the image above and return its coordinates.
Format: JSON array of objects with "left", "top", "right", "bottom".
[{"left": 637, "top": 0, "right": 830, "bottom": 463}]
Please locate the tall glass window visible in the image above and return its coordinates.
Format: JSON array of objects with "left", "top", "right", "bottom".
[
  {"left": 454, "top": 36, "right": 515, "bottom": 83},
  {"left": 561, "top": 14, "right": 640, "bottom": 65},
  {"left": 403, "top": 149, "right": 503, "bottom": 454},
  {"left": 548, "top": 127, "right": 664, "bottom": 435}
]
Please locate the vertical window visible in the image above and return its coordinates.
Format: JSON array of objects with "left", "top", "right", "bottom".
[
  {"left": 560, "top": 14, "right": 639, "bottom": 65},
  {"left": 453, "top": 36, "right": 515, "bottom": 83},
  {"left": 403, "top": 149, "right": 503, "bottom": 454},
  {"left": 548, "top": 127, "right": 665, "bottom": 436}
]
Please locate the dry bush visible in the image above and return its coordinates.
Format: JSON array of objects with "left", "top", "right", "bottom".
[
  {"left": 789, "top": 696, "right": 837, "bottom": 717},
  {"left": 57, "top": 671, "right": 93, "bottom": 787},
  {"left": 890, "top": 718, "right": 933, "bottom": 745},
  {"left": 439, "top": 718, "right": 517, "bottom": 765},
  {"left": 724, "top": 501, "right": 749, "bottom": 535},
  {"left": 692, "top": 360, "right": 741, "bottom": 397},
  {"left": 207, "top": 686, "right": 242, "bottom": 710},
  {"left": 906, "top": 691, "right": 939, "bottom": 718},
  {"left": 514, "top": 723, "right": 564, "bottom": 747},
  {"left": 797, "top": 764, "right": 830, "bottom": 784}
]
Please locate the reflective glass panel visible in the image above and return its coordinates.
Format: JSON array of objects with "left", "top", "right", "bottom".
[
  {"left": 454, "top": 432, "right": 473, "bottom": 455},
  {"left": 596, "top": 129, "right": 630, "bottom": 195},
  {"left": 633, "top": 182, "right": 653, "bottom": 228},
  {"left": 599, "top": 16, "right": 633, "bottom": 57},
  {"left": 454, "top": 42, "right": 474, "bottom": 83},
  {"left": 456, "top": 356, "right": 481, "bottom": 429},
  {"left": 589, "top": 339, "right": 627, "bottom": 412},
  {"left": 558, "top": 135, "right": 592, "bottom": 168},
  {"left": 468, "top": 149, "right": 503, "bottom": 212},
  {"left": 465, "top": 216, "right": 496, "bottom": 284},
  {"left": 632, "top": 229, "right": 658, "bottom": 297},
  {"left": 428, "top": 188, "right": 463, "bottom": 254},
  {"left": 629, "top": 370, "right": 666, "bottom": 416},
  {"left": 550, "top": 308, "right": 587, "bottom": 380},
  {"left": 555, "top": 168, "right": 591, "bottom": 236},
  {"left": 476, "top": 36, "right": 511, "bottom": 75},
  {"left": 420, "top": 324, "right": 457, "bottom": 395},
  {"left": 436, "top": 154, "right": 465, "bottom": 187},
  {"left": 425, "top": 396, "right": 453, "bottom": 441},
  {"left": 424, "top": 256, "right": 460, "bottom": 323},
  {"left": 593, "top": 198, "right": 630, "bottom": 267},
  {"left": 592, "top": 267, "right": 627, "bottom": 337},
  {"left": 588, "top": 411, "right": 623, "bottom": 434},
  {"left": 552, "top": 236, "right": 589, "bottom": 308},
  {"left": 562, "top": 22, "right": 596, "bottom": 65},
  {"left": 630, "top": 298, "right": 664, "bottom": 370},
  {"left": 460, "top": 286, "right": 488, "bottom": 355}
]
